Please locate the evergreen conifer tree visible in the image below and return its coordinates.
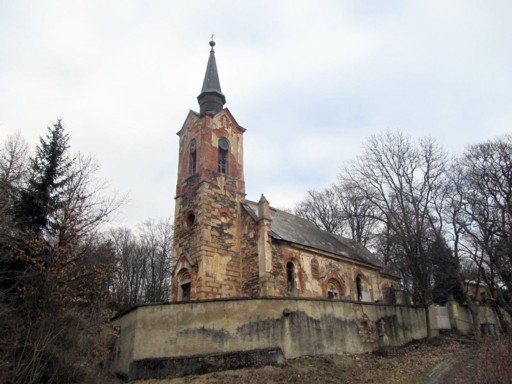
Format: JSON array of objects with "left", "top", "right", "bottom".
[
  {"left": 431, "top": 235, "right": 465, "bottom": 304},
  {"left": 15, "top": 119, "right": 71, "bottom": 236}
]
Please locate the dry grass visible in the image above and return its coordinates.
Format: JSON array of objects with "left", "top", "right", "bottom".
[{"left": 450, "top": 334, "right": 512, "bottom": 384}]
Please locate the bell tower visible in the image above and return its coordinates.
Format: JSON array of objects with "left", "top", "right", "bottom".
[{"left": 171, "top": 40, "right": 246, "bottom": 301}]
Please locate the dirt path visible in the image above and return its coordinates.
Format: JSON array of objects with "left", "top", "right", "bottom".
[
  {"left": 131, "top": 336, "right": 472, "bottom": 384},
  {"left": 425, "top": 358, "right": 456, "bottom": 384}
]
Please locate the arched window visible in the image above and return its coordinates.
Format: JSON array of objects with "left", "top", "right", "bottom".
[
  {"left": 356, "top": 275, "right": 363, "bottom": 302},
  {"left": 189, "top": 139, "right": 197, "bottom": 175},
  {"left": 186, "top": 211, "right": 195, "bottom": 227},
  {"left": 327, "top": 279, "right": 341, "bottom": 300},
  {"left": 286, "top": 262, "right": 295, "bottom": 292},
  {"left": 178, "top": 269, "right": 191, "bottom": 302},
  {"left": 218, "top": 138, "right": 229, "bottom": 174}
]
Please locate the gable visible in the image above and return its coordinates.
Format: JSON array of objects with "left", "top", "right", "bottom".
[
  {"left": 213, "top": 108, "right": 246, "bottom": 133},
  {"left": 176, "top": 110, "right": 201, "bottom": 136}
]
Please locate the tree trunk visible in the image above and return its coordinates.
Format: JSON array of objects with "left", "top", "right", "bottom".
[
  {"left": 425, "top": 303, "right": 432, "bottom": 339},
  {"left": 494, "top": 298, "right": 512, "bottom": 333},
  {"left": 467, "top": 302, "right": 481, "bottom": 337},
  {"left": 456, "top": 274, "right": 480, "bottom": 337}
]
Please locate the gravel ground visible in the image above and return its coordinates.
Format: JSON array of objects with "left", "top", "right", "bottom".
[{"left": 132, "top": 335, "right": 475, "bottom": 384}]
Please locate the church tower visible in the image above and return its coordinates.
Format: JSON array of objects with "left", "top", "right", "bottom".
[{"left": 171, "top": 40, "right": 246, "bottom": 301}]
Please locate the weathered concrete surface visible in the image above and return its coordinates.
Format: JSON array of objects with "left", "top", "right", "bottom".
[
  {"left": 112, "top": 298, "right": 432, "bottom": 380},
  {"left": 129, "top": 348, "right": 284, "bottom": 380},
  {"left": 444, "top": 302, "right": 502, "bottom": 334}
]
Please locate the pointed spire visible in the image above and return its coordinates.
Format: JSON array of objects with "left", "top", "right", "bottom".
[
  {"left": 197, "top": 39, "right": 226, "bottom": 115},
  {"left": 258, "top": 194, "right": 269, "bottom": 205}
]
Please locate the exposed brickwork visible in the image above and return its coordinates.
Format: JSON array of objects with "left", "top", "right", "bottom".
[
  {"left": 171, "top": 109, "right": 246, "bottom": 301},
  {"left": 356, "top": 312, "right": 378, "bottom": 344}
]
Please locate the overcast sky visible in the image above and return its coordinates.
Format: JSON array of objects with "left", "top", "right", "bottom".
[{"left": 1, "top": 1, "right": 511, "bottom": 228}]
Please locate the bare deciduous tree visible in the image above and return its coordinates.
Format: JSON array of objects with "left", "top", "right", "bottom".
[
  {"left": 139, "top": 218, "right": 173, "bottom": 303},
  {"left": 0, "top": 133, "right": 29, "bottom": 233},
  {"left": 55, "top": 154, "right": 124, "bottom": 244},
  {"left": 109, "top": 227, "right": 144, "bottom": 309},
  {"left": 442, "top": 163, "right": 484, "bottom": 335},
  {"left": 0, "top": 132, "right": 29, "bottom": 188},
  {"left": 456, "top": 134, "right": 512, "bottom": 319},
  {"left": 294, "top": 188, "right": 344, "bottom": 235},
  {"left": 343, "top": 131, "right": 447, "bottom": 336},
  {"left": 109, "top": 218, "right": 173, "bottom": 310},
  {"left": 334, "top": 180, "right": 380, "bottom": 247}
]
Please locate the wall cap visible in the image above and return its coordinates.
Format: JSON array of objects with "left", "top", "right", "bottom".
[{"left": 111, "top": 296, "right": 426, "bottom": 321}]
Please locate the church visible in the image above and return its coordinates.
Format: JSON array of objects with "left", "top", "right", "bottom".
[
  {"left": 170, "top": 40, "right": 400, "bottom": 304},
  {"left": 111, "top": 42, "right": 477, "bottom": 381}
]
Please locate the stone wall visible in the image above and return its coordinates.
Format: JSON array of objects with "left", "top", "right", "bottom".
[
  {"left": 240, "top": 210, "right": 259, "bottom": 296},
  {"left": 113, "top": 298, "right": 431, "bottom": 380}
]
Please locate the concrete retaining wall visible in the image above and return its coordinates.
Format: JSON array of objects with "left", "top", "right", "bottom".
[
  {"left": 437, "top": 302, "right": 502, "bottom": 334},
  {"left": 112, "top": 298, "right": 432, "bottom": 380}
]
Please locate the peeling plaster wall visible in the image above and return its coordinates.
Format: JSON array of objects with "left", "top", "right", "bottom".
[
  {"left": 268, "top": 242, "right": 398, "bottom": 301},
  {"left": 113, "top": 298, "right": 430, "bottom": 379}
]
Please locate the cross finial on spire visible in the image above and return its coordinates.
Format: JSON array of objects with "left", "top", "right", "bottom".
[
  {"left": 209, "top": 33, "right": 215, "bottom": 52},
  {"left": 197, "top": 36, "right": 225, "bottom": 115}
]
